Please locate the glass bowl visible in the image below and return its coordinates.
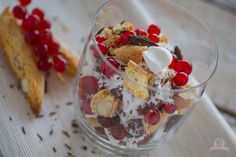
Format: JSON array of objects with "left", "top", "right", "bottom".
[{"left": 73, "top": 0, "right": 218, "bottom": 156}]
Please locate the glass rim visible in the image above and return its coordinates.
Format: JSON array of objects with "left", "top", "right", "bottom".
[{"left": 91, "top": 0, "right": 219, "bottom": 93}]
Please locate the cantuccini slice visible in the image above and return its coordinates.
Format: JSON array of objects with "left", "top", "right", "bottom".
[
  {"left": 0, "top": 8, "right": 44, "bottom": 115},
  {"left": 124, "top": 60, "right": 155, "bottom": 101}
]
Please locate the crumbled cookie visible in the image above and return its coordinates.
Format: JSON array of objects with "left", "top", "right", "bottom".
[
  {"left": 124, "top": 60, "right": 155, "bottom": 101},
  {"left": 173, "top": 95, "right": 192, "bottom": 114},
  {"left": 91, "top": 89, "right": 120, "bottom": 117},
  {"left": 86, "top": 118, "right": 101, "bottom": 127},
  {"left": 102, "top": 35, "right": 121, "bottom": 48},
  {"left": 142, "top": 112, "right": 167, "bottom": 135},
  {"left": 110, "top": 45, "right": 147, "bottom": 64},
  {"left": 0, "top": 8, "right": 44, "bottom": 115},
  {"left": 102, "top": 28, "right": 114, "bottom": 39}
]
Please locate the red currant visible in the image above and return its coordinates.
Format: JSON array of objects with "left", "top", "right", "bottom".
[
  {"left": 19, "top": 0, "right": 31, "bottom": 6},
  {"left": 162, "top": 101, "right": 176, "bottom": 114},
  {"left": 148, "top": 34, "right": 160, "bottom": 43},
  {"left": 78, "top": 89, "right": 88, "bottom": 100},
  {"left": 80, "top": 101, "right": 94, "bottom": 115},
  {"left": 172, "top": 72, "right": 188, "bottom": 86},
  {"left": 53, "top": 55, "right": 66, "bottom": 73},
  {"left": 22, "top": 15, "right": 41, "bottom": 31},
  {"left": 100, "top": 58, "right": 119, "bottom": 79},
  {"left": 111, "top": 123, "right": 127, "bottom": 140},
  {"left": 48, "top": 40, "right": 60, "bottom": 56},
  {"left": 96, "top": 36, "right": 106, "bottom": 43},
  {"left": 32, "top": 8, "right": 45, "bottom": 20},
  {"left": 93, "top": 43, "right": 108, "bottom": 58},
  {"left": 24, "top": 29, "right": 40, "bottom": 45},
  {"left": 135, "top": 28, "right": 148, "bottom": 36},
  {"left": 169, "top": 55, "right": 177, "bottom": 69},
  {"left": 79, "top": 76, "right": 99, "bottom": 95},
  {"left": 120, "top": 30, "right": 136, "bottom": 45},
  {"left": 148, "top": 24, "right": 161, "bottom": 35},
  {"left": 13, "top": 5, "right": 26, "bottom": 19},
  {"left": 40, "top": 19, "right": 51, "bottom": 29},
  {"left": 34, "top": 44, "right": 48, "bottom": 58},
  {"left": 174, "top": 60, "right": 192, "bottom": 75},
  {"left": 143, "top": 108, "right": 160, "bottom": 125},
  {"left": 39, "top": 29, "right": 52, "bottom": 44},
  {"left": 37, "top": 57, "right": 52, "bottom": 71},
  {"left": 97, "top": 116, "right": 113, "bottom": 128}
]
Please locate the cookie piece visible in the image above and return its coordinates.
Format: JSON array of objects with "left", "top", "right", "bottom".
[
  {"left": 142, "top": 112, "right": 167, "bottom": 135},
  {"left": 0, "top": 8, "right": 44, "bottom": 115},
  {"left": 86, "top": 118, "right": 102, "bottom": 127},
  {"left": 173, "top": 95, "right": 192, "bottom": 114},
  {"left": 110, "top": 45, "right": 147, "bottom": 64},
  {"left": 91, "top": 89, "right": 120, "bottom": 117},
  {"left": 124, "top": 60, "right": 155, "bottom": 101},
  {"left": 102, "top": 35, "right": 120, "bottom": 48}
]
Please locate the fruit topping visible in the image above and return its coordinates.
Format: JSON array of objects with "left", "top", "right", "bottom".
[
  {"left": 79, "top": 76, "right": 99, "bottom": 95},
  {"left": 93, "top": 43, "right": 108, "bottom": 58},
  {"left": 19, "top": 0, "right": 32, "bottom": 6},
  {"left": 96, "top": 36, "right": 106, "bottom": 43},
  {"left": 120, "top": 30, "right": 136, "bottom": 45},
  {"left": 172, "top": 72, "right": 189, "bottom": 86},
  {"left": 53, "top": 55, "right": 66, "bottom": 73},
  {"left": 135, "top": 28, "right": 148, "bottom": 36},
  {"left": 37, "top": 57, "right": 52, "bottom": 72},
  {"left": 32, "top": 8, "right": 44, "bottom": 20},
  {"left": 162, "top": 101, "right": 177, "bottom": 114},
  {"left": 143, "top": 108, "right": 160, "bottom": 125},
  {"left": 97, "top": 116, "right": 113, "bottom": 128},
  {"left": 13, "top": 5, "right": 26, "bottom": 19},
  {"left": 111, "top": 123, "right": 128, "bottom": 140},
  {"left": 100, "top": 57, "right": 119, "bottom": 78},
  {"left": 148, "top": 34, "right": 160, "bottom": 43},
  {"left": 148, "top": 24, "right": 161, "bottom": 35},
  {"left": 174, "top": 60, "right": 192, "bottom": 75},
  {"left": 80, "top": 101, "right": 94, "bottom": 115}
]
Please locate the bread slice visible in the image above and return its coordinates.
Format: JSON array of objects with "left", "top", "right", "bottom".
[
  {"left": 110, "top": 45, "right": 147, "bottom": 64},
  {"left": 0, "top": 8, "right": 44, "bottom": 115},
  {"left": 124, "top": 60, "right": 155, "bottom": 101}
]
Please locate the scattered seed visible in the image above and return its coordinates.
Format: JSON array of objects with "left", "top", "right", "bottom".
[
  {"left": 49, "top": 112, "right": 56, "bottom": 117},
  {"left": 64, "top": 143, "right": 72, "bottom": 150},
  {"left": 21, "top": 127, "right": 26, "bottom": 135},
  {"left": 52, "top": 147, "right": 57, "bottom": 153},
  {"left": 37, "top": 134, "right": 43, "bottom": 142},
  {"left": 81, "top": 145, "right": 87, "bottom": 151},
  {"left": 62, "top": 130, "right": 70, "bottom": 138},
  {"left": 66, "top": 102, "right": 73, "bottom": 106}
]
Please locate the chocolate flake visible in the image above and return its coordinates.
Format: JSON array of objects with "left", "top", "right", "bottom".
[
  {"left": 64, "top": 143, "right": 72, "bottom": 150},
  {"left": 173, "top": 46, "right": 183, "bottom": 60},
  {"left": 9, "top": 116, "right": 12, "bottom": 121},
  {"left": 126, "top": 35, "right": 158, "bottom": 47},
  {"left": 91, "top": 150, "right": 96, "bottom": 154},
  {"left": 120, "top": 20, "right": 126, "bottom": 25},
  {"left": 49, "top": 112, "right": 56, "bottom": 117},
  {"left": 81, "top": 145, "right": 87, "bottom": 151},
  {"left": 96, "top": 27, "right": 105, "bottom": 36},
  {"left": 35, "top": 114, "right": 44, "bottom": 118},
  {"left": 44, "top": 80, "right": 48, "bottom": 93},
  {"left": 21, "top": 127, "right": 26, "bottom": 135},
  {"left": 37, "top": 134, "right": 43, "bottom": 141},
  {"left": 71, "top": 119, "right": 79, "bottom": 129},
  {"left": 52, "top": 147, "right": 57, "bottom": 153},
  {"left": 62, "top": 130, "right": 70, "bottom": 138},
  {"left": 66, "top": 102, "right": 73, "bottom": 106},
  {"left": 73, "top": 130, "right": 78, "bottom": 134},
  {"left": 164, "top": 115, "right": 183, "bottom": 133},
  {"left": 9, "top": 84, "right": 14, "bottom": 89},
  {"left": 49, "top": 128, "right": 53, "bottom": 135}
]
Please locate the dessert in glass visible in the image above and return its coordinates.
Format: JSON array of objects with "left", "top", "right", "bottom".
[{"left": 73, "top": 0, "right": 218, "bottom": 156}]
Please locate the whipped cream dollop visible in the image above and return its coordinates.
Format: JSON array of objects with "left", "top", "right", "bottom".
[{"left": 143, "top": 46, "right": 172, "bottom": 74}]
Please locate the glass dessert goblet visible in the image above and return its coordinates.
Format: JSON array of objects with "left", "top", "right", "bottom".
[{"left": 73, "top": 0, "right": 218, "bottom": 156}]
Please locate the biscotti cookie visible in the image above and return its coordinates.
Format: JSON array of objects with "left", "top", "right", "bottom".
[{"left": 0, "top": 8, "right": 44, "bottom": 115}]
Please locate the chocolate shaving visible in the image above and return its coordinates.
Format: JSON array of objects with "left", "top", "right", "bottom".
[
  {"left": 35, "top": 114, "right": 44, "bottom": 118},
  {"left": 49, "top": 112, "right": 56, "bottom": 117},
  {"left": 49, "top": 128, "right": 53, "bottom": 135},
  {"left": 91, "top": 150, "right": 96, "bottom": 154},
  {"left": 64, "top": 143, "right": 72, "bottom": 150},
  {"left": 164, "top": 115, "right": 183, "bottom": 133},
  {"left": 96, "top": 27, "right": 105, "bottom": 36},
  {"left": 44, "top": 80, "right": 48, "bottom": 93},
  {"left": 81, "top": 145, "right": 87, "bottom": 151},
  {"left": 66, "top": 102, "right": 73, "bottom": 106},
  {"left": 62, "top": 130, "right": 70, "bottom": 138},
  {"left": 9, "top": 84, "right": 14, "bottom": 89},
  {"left": 52, "top": 147, "right": 57, "bottom": 153},
  {"left": 21, "top": 127, "right": 26, "bottom": 135},
  {"left": 120, "top": 20, "right": 126, "bottom": 25},
  {"left": 71, "top": 119, "right": 79, "bottom": 129},
  {"left": 126, "top": 35, "right": 158, "bottom": 47},
  {"left": 37, "top": 134, "right": 43, "bottom": 141},
  {"left": 9, "top": 116, "right": 12, "bottom": 121},
  {"left": 173, "top": 46, "right": 183, "bottom": 60},
  {"left": 73, "top": 130, "right": 78, "bottom": 134}
]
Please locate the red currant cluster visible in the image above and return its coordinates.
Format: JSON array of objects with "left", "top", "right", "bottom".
[
  {"left": 12, "top": 0, "right": 66, "bottom": 72},
  {"left": 169, "top": 55, "right": 192, "bottom": 86}
]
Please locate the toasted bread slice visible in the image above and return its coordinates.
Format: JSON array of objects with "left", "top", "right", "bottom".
[
  {"left": 91, "top": 89, "right": 120, "bottom": 117},
  {"left": 124, "top": 60, "right": 155, "bottom": 101},
  {"left": 0, "top": 8, "right": 44, "bottom": 115},
  {"left": 110, "top": 45, "right": 147, "bottom": 64}
]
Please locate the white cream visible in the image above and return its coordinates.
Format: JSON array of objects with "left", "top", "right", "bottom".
[{"left": 143, "top": 46, "right": 172, "bottom": 74}]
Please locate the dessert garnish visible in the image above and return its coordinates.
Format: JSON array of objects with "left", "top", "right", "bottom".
[{"left": 79, "top": 22, "right": 195, "bottom": 146}]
